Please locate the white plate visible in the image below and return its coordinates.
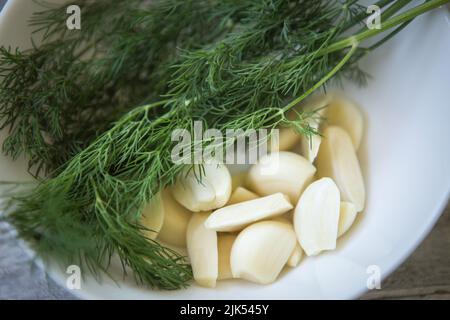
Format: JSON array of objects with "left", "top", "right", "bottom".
[{"left": 1, "top": 0, "right": 450, "bottom": 299}]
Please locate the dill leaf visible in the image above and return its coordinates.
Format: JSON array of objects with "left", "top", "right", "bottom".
[{"left": 1, "top": 0, "right": 448, "bottom": 289}]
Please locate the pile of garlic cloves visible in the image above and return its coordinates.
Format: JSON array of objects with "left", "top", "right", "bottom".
[{"left": 141, "top": 92, "right": 366, "bottom": 287}]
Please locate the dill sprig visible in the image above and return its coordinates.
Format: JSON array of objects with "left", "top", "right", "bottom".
[{"left": 2, "top": 0, "right": 448, "bottom": 289}]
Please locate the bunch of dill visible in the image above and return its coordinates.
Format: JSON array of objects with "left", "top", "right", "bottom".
[{"left": 0, "top": 0, "right": 447, "bottom": 289}]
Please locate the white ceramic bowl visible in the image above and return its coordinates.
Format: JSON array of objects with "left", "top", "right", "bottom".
[{"left": 1, "top": 0, "right": 450, "bottom": 299}]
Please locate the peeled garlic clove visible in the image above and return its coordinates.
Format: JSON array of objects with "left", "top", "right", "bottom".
[
  {"left": 272, "top": 127, "right": 301, "bottom": 152},
  {"left": 275, "top": 94, "right": 330, "bottom": 154},
  {"left": 218, "top": 233, "right": 237, "bottom": 280},
  {"left": 246, "top": 151, "right": 316, "bottom": 203},
  {"left": 316, "top": 126, "right": 365, "bottom": 211},
  {"left": 231, "top": 172, "right": 247, "bottom": 191},
  {"left": 171, "top": 173, "right": 215, "bottom": 211},
  {"left": 171, "top": 162, "right": 232, "bottom": 212},
  {"left": 326, "top": 94, "right": 364, "bottom": 150},
  {"left": 269, "top": 217, "right": 303, "bottom": 267},
  {"left": 294, "top": 177, "right": 340, "bottom": 256},
  {"left": 204, "top": 163, "right": 232, "bottom": 207},
  {"left": 297, "top": 94, "right": 330, "bottom": 162},
  {"left": 300, "top": 134, "right": 322, "bottom": 163},
  {"left": 186, "top": 212, "right": 218, "bottom": 288},
  {"left": 205, "top": 193, "right": 293, "bottom": 232},
  {"left": 338, "top": 201, "right": 358, "bottom": 237},
  {"left": 140, "top": 192, "right": 164, "bottom": 240},
  {"left": 287, "top": 243, "right": 303, "bottom": 267},
  {"left": 157, "top": 190, "right": 192, "bottom": 247},
  {"left": 227, "top": 187, "right": 259, "bottom": 205},
  {"left": 230, "top": 221, "right": 296, "bottom": 284},
  {"left": 271, "top": 215, "right": 291, "bottom": 224}
]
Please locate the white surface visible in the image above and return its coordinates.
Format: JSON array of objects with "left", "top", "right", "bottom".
[{"left": 1, "top": 0, "right": 450, "bottom": 299}]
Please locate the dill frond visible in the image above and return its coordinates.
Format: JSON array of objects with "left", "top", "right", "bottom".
[
  {"left": 0, "top": 0, "right": 237, "bottom": 175},
  {"left": 2, "top": 0, "right": 448, "bottom": 289}
]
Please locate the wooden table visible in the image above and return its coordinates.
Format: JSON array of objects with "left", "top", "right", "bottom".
[{"left": 362, "top": 202, "right": 450, "bottom": 299}]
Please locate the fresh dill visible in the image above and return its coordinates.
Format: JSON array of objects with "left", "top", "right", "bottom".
[{"left": 1, "top": 0, "right": 448, "bottom": 289}]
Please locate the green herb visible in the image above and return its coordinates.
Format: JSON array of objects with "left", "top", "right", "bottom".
[{"left": 1, "top": 0, "right": 447, "bottom": 289}]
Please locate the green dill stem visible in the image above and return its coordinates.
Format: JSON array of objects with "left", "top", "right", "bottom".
[
  {"left": 342, "top": 0, "right": 394, "bottom": 31},
  {"left": 381, "top": 0, "right": 412, "bottom": 19},
  {"left": 321, "top": 0, "right": 448, "bottom": 55},
  {"left": 278, "top": 0, "right": 445, "bottom": 118},
  {"left": 117, "top": 99, "right": 173, "bottom": 123},
  {"left": 351, "top": 0, "right": 413, "bottom": 61},
  {"left": 367, "top": 20, "right": 412, "bottom": 52},
  {"left": 279, "top": 39, "right": 359, "bottom": 116},
  {"left": 351, "top": 0, "right": 411, "bottom": 36},
  {"left": 361, "top": 0, "right": 413, "bottom": 52}
]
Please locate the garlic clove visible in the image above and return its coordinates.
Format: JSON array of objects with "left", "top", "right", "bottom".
[
  {"left": 338, "top": 201, "right": 358, "bottom": 237},
  {"left": 172, "top": 173, "right": 216, "bottom": 211},
  {"left": 326, "top": 93, "right": 364, "bottom": 150},
  {"left": 271, "top": 215, "right": 291, "bottom": 224},
  {"left": 157, "top": 189, "right": 192, "bottom": 247},
  {"left": 294, "top": 177, "right": 341, "bottom": 256},
  {"left": 140, "top": 192, "right": 164, "bottom": 240},
  {"left": 227, "top": 187, "right": 259, "bottom": 205},
  {"left": 186, "top": 212, "right": 218, "bottom": 288},
  {"left": 246, "top": 151, "right": 316, "bottom": 203},
  {"left": 287, "top": 242, "right": 303, "bottom": 267},
  {"left": 316, "top": 126, "right": 366, "bottom": 211},
  {"left": 230, "top": 221, "right": 297, "bottom": 284},
  {"left": 218, "top": 233, "right": 237, "bottom": 280},
  {"left": 203, "top": 163, "right": 232, "bottom": 208},
  {"left": 231, "top": 172, "right": 247, "bottom": 191},
  {"left": 272, "top": 127, "right": 301, "bottom": 152},
  {"left": 300, "top": 134, "right": 322, "bottom": 163},
  {"left": 269, "top": 216, "right": 303, "bottom": 267},
  {"left": 274, "top": 94, "right": 330, "bottom": 153},
  {"left": 298, "top": 94, "right": 330, "bottom": 162},
  {"left": 171, "top": 162, "right": 232, "bottom": 212},
  {"left": 205, "top": 193, "right": 293, "bottom": 232}
]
